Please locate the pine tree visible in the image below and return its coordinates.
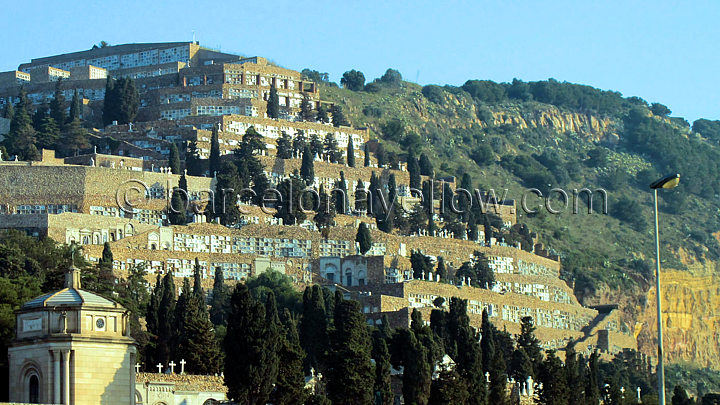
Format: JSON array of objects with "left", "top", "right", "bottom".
[
  {"left": 209, "top": 126, "right": 221, "bottom": 177},
  {"left": 310, "top": 133, "right": 324, "bottom": 158},
  {"left": 316, "top": 103, "right": 329, "bottom": 124},
  {"left": 301, "top": 145, "right": 315, "bottom": 185},
  {"left": 210, "top": 266, "right": 230, "bottom": 326},
  {"left": 32, "top": 104, "right": 47, "bottom": 131},
  {"left": 168, "top": 143, "right": 181, "bottom": 174},
  {"left": 330, "top": 104, "right": 349, "bottom": 127},
  {"left": 59, "top": 118, "right": 89, "bottom": 157},
  {"left": 510, "top": 347, "right": 534, "bottom": 383},
  {"left": 538, "top": 350, "right": 569, "bottom": 405},
  {"left": 300, "top": 93, "right": 314, "bottom": 122},
  {"left": 300, "top": 285, "right": 328, "bottom": 371},
  {"left": 224, "top": 283, "right": 277, "bottom": 404},
  {"left": 50, "top": 82, "right": 67, "bottom": 126},
  {"left": 68, "top": 89, "right": 81, "bottom": 123},
  {"left": 326, "top": 300, "right": 374, "bottom": 405},
  {"left": 272, "top": 309, "right": 308, "bottom": 405},
  {"left": 364, "top": 143, "right": 370, "bottom": 167},
  {"left": 356, "top": 223, "right": 372, "bottom": 254},
  {"left": 267, "top": 84, "right": 280, "bottom": 119},
  {"left": 5, "top": 91, "right": 38, "bottom": 160},
  {"left": 36, "top": 115, "right": 60, "bottom": 150},
  {"left": 371, "top": 330, "right": 393, "bottom": 405},
  {"left": 323, "top": 133, "right": 342, "bottom": 163},
  {"left": 347, "top": 137, "right": 355, "bottom": 167},
  {"left": 276, "top": 131, "right": 293, "bottom": 159}
]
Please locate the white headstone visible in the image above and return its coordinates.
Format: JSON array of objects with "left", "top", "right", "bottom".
[
  {"left": 180, "top": 359, "right": 186, "bottom": 374},
  {"left": 527, "top": 376, "right": 534, "bottom": 397},
  {"left": 637, "top": 387, "right": 641, "bottom": 403},
  {"left": 485, "top": 371, "right": 490, "bottom": 383},
  {"left": 168, "top": 361, "right": 176, "bottom": 374},
  {"left": 156, "top": 363, "right": 163, "bottom": 373},
  {"left": 128, "top": 122, "right": 134, "bottom": 132},
  {"left": 135, "top": 363, "right": 141, "bottom": 373}
]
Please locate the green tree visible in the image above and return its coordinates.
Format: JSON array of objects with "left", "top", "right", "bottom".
[
  {"left": 58, "top": 118, "right": 89, "bottom": 157},
  {"left": 398, "top": 328, "right": 432, "bottom": 405},
  {"left": 36, "top": 115, "right": 60, "bottom": 150},
  {"left": 334, "top": 171, "right": 349, "bottom": 214},
  {"left": 341, "top": 69, "right": 365, "bottom": 91},
  {"left": 672, "top": 385, "right": 692, "bottom": 405},
  {"left": 314, "top": 185, "right": 336, "bottom": 235},
  {"left": 419, "top": 153, "right": 433, "bottom": 176},
  {"left": 155, "top": 272, "right": 177, "bottom": 368},
  {"left": 168, "top": 188, "right": 187, "bottom": 225},
  {"left": 300, "top": 93, "right": 314, "bottom": 122},
  {"left": 429, "top": 367, "right": 469, "bottom": 405},
  {"left": 310, "top": 133, "right": 324, "bottom": 157},
  {"left": 185, "top": 141, "right": 203, "bottom": 176},
  {"left": 371, "top": 331, "right": 393, "bottom": 405},
  {"left": 274, "top": 175, "right": 308, "bottom": 226},
  {"left": 356, "top": 223, "right": 372, "bottom": 254},
  {"left": 651, "top": 102, "right": 671, "bottom": 117},
  {"left": 292, "top": 130, "right": 307, "bottom": 157},
  {"left": 510, "top": 347, "right": 534, "bottom": 383},
  {"left": 537, "top": 350, "right": 569, "bottom": 405},
  {"left": 408, "top": 150, "right": 421, "bottom": 189},
  {"left": 102, "top": 77, "right": 139, "bottom": 125},
  {"left": 330, "top": 104, "right": 349, "bottom": 127},
  {"left": 276, "top": 131, "right": 293, "bottom": 159},
  {"left": 224, "top": 283, "right": 277, "bottom": 404},
  {"left": 267, "top": 84, "right": 280, "bottom": 119},
  {"left": 209, "top": 126, "right": 221, "bottom": 177},
  {"left": 168, "top": 143, "right": 181, "bottom": 174},
  {"left": 364, "top": 143, "right": 371, "bottom": 167},
  {"left": 300, "top": 285, "right": 328, "bottom": 372},
  {"left": 448, "top": 298, "right": 487, "bottom": 405},
  {"left": 177, "top": 277, "right": 221, "bottom": 375},
  {"left": 326, "top": 300, "right": 374, "bottom": 405},
  {"left": 300, "top": 145, "right": 315, "bottom": 185},
  {"left": 214, "top": 161, "right": 242, "bottom": 226},
  {"left": 49, "top": 82, "right": 67, "bottom": 126},
  {"left": 517, "top": 316, "right": 543, "bottom": 378},
  {"left": 489, "top": 349, "right": 508, "bottom": 405},
  {"left": 411, "top": 251, "right": 433, "bottom": 280},
  {"left": 272, "top": 309, "right": 308, "bottom": 405},
  {"left": 210, "top": 266, "right": 230, "bottom": 326},
  {"left": 68, "top": 89, "right": 81, "bottom": 123},
  {"left": 316, "top": 104, "right": 329, "bottom": 124},
  {"left": 324, "top": 133, "right": 342, "bottom": 163}
]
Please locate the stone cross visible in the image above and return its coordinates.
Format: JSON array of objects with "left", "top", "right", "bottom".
[
  {"left": 180, "top": 359, "right": 186, "bottom": 374},
  {"left": 128, "top": 122, "right": 134, "bottom": 132},
  {"left": 637, "top": 387, "right": 641, "bottom": 403},
  {"left": 135, "top": 363, "right": 141, "bottom": 373},
  {"left": 217, "top": 122, "right": 222, "bottom": 131},
  {"left": 90, "top": 158, "right": 95, "bottom": 167},
  {"left": 0, "top": 149, "right": 3, "bottom": 161},
  {"left": 94, "top": 146, "right": 97, "bottom": 153},
  {"left": 156, "top": 363, "right": 163, "bottom": 373},
  {"left": 168, "top": 361, "right": 176, "bottom": 373},
  {"left": 485, "top": 371, "right": 490, "bottom": 383},
  {"left": 620, "top": 387, "right": 625, "bottom": 399}
]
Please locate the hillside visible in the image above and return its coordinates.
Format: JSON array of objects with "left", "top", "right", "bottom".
[{"left": 316, "top": 72, "right": 720, "bottom": 369}]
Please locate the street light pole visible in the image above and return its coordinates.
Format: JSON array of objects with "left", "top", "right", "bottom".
[
  {"left": 648, "top": 173, "right": 679, "bottom": 405},
  {"left": 652, "top": 188, "right": 665, "bottom": 405}
]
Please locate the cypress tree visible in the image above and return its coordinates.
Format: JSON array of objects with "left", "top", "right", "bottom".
[
  {"left": 95, "top": 242, "right": 115, "bottom": 296},
  {"left": 68, "top": 89, "right": 81, "bottom": 123},
  {"left": 315, "top": 185, "right": 336, "bottom": 236},
  {"left": 156, "top": 272, "right": 177, "bottom": 368},
  {"left": 364, "top": 143, "right": 370, "bottom": 167},
  {"left": 214, "top": 161, "right": 241, "bottom": 225},
  {"left": 168, "top": 143, "right": 181, "bottom": 174},
  {"left": 168, "top": 188, "right": 187, "bottom": 225},
  {"left": 301, "top": 145, "right": 315, "bottom": 185},
  {"left": 408, "top": 150, "right": 421, "bottom": 190},
  {"left": 210, "top": 266, "right": 230, "bottom": 326},
  {"left": 356, "top": 223, "right": 372, "bottom": 254},
  {"left": 334, "top": 171, "right": 348, "bottom": 214},
  {"left": 272, "top": 308, "right": 308, "bottom": 405},
  {"left": 565, "top": 345, "right": 584, "bottom": 405},
  {"left": 672, "top": 385, "right": 692, "bottom": 405},
  {"left": 489, "top": 349, "right": 508, "bottom": 405},
  {"left": 310, "top": 133, "right": 324, "bottom": 158},
  {"left": 400, "top": 329, "right": 432, "bottom": 405},
  {"left": 326, "top": 300, "right": 374, "bottom": 405},
  {"left": 49, "top": 83, "right": 67, "bottom": 127},
  {"left": 419, "top": 153, "right": 434, "bottom": 176},
  {"left": 347, "top": 137, "right": 355, "bottom": 167},
  {"left": 185, "top": 141, "right": 203, "bottom": 176},
  {"left": 510, "top": 347, "right": 534, "bottom": 383},
  {"left": 323, "top": 133, "right": 341, "bottom": 163},
  {"left": 584, "top": 351, "right": 600, "bottom": 404},
  {"left": 145, "top": 273, "right": 163, "bottom": 363},
  {"left": 300, "top": 286, "right": 328, "bottom": 371},
  {"left": 448, "top": 298, "right": 487, "bottom": 405},
  {"left": 36, "top": 115, "right": 60, "bottom": 150},
  {"left": 224, "top": 283, "right": 276, "bottom": 404},
  {"left": 192, "top": 258, "right": 203, "bottom": 299},
  {"left": 371, "top": 330, "right": 393, "bottom": 405},
  {"left": 481, "top": 309, "right": 496, "bottom": 374},
  {"left": 316, "top": 103, "right": 329, "bottom": 124},
  {"left": 116, "top": 77, "right": 139, "bottom": 124},
  {"left": 276, "top": 131, "right": 293, "bottom": 159},
  {"left": 263, "top": 292, "right": 281, "bottom": 392},
  {"left": 267, "top": 84, "right": 280, "bottom": 119},
  {"left": 436, "top": 257, "right": 447, "bottom": 281},
  {"left": 2, "top": 100, "right": 13, "bottom": 119},
  {"left": 102, "top": 76, "right": 115, "bottom": 126},
  {"left": 178, "top": 285, "right": 220, "bottom": 375},
  {"left": 537, "top": 350, "right": 569, "bottom": 405},
  {"left": 429, "top": 367, "right": 469, "bottom": 405},
  {"left": 292, "top": 130, "right": 307, "bottom": 157},
  {"left": 300, "top": 92, "right": 314, "bottom": 122},
  {"left": 32, "top": 104, "right": 47, "bottom": 131},
  {"left": 209, "top": 126, "right": 221, "bottom": 177},
  {"left": 517, "top": 316, "right": 543, "bottom": 377}
]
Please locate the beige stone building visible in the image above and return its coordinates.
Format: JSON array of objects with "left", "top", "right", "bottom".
[{"left": 9, "top": 268, "right": 136, "bottom": 404}]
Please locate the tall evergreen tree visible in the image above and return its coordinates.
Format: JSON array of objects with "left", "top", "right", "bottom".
[
  {"left": 517, "top": 316, "right": 543, "bottom": 377},
  {"left": 185, "top": 141, "right": 203, "bottom": 176},
  {"left": 371, "top": 330, "right": 393, "bottom": 405},
  {"left": 210, "top": 266, "right": 230, "bottom": 326},
  {"left": 59, "top": 118, "right": 89, "bottom": 157},
  {"left": 584, "top": 351, "right": 601, "bottom": 405},
  {"left": 209, "top": 126, "right": 221, "bottom": 177},
  {"left": 356, "top": 223, "right": 372, "bottom": 254},
  {"left": 537, "top": 350, "right": 569, "bottom": 405},
  {"left": 314, "top": 185, "right": 336, "bottom": 235},
  {"left": 326, "top": 300, "right": 374, "bottom": 405},
  {"left": 399, "top": 329, "right": 432, "bottom": 405},
  {"left": 224, "top": 283, "right": 276, "bottom": 404},
  {"left": 272, "top": 309, "right": 308, "bottom": 405},
  {"left": 168, "top": 143, "right": 181, "bottom": 174},
  {"left": 68, "top": 89, "right": 81, "bottom": 123},
  {"left": 214, "top": 161, "right": 242, "bottom": 225},
  {"left": 355, "top": 179, "right": 368, "bottom": 213},
  {"left": 489, "top": 349, "right": 508, "bottom": 405},
  {"left": 323, "top": 133, "right": 342, "bottom": 163},
  {"left": 168, "top": 188, "right": 187, "bottom": 225},
  {"left": 510, "top": 347, "right": 534, "bottom": 383},
  {"left": 330, "top": 104, "right": 349, "bottom": 127},
  {"left": 156, "top": 272, "right": 177, "bottom": 368},
  {"left": 408, "top": 150, "right": 421, "bottom": 190},
  {"left": 116, "top": 77, "right": 139, "bottom": 124},
  {"left": 447, "top": 298, "right": 487, "bottom": 405},
  {"left": 672, "top": 385, "right": 692, "bottom": 405},
  {"left": 4, "top": 91, "right": 38, "bottom": 160},
  {"left": 276, "top": 131, "right": 293, "bottom": 159},
  {"left": 2, "top": 100, "right": 13, "bottom": 119},
  {"left": 347, "top": 137, "right": 356, "bottom": 167},
  {"left": 292, "top": 130, "right": 307, "bottom": 158},
  {"left": 436, "top": 257, "right": 447, "bottom": 281},
  {"left": 177, "top": 274, "right": 221, "bottom": 375},
  {"left": 334, "top": 171, "right": 348, "bottom": 214},
  {"left": 36, "top": 115, "right": 60, "bottom": 150},
  {"left": 429, "top": 367, "right": 469, "bottom": 405},
  {"left": 364, "top": 143, "right": 371, "bottom": 167},
  {"left": 50, "top": 82, "right": 67, "bottom": 127},
  {"left": 310, "top": 133, "right": 324, "bottom": 158},
  {"left": 301, "top": 145, "right": 315, "bottom": 185},
  {"left": 481, "top": 309, "right": 496, "bottom": 373},
  {"left": 564, "top": 345, "right": 584, "bottom": 404},
  {"left": 267, "top": 84, "right": 280, "bottom": 119},
  {"left": 300, "top": 93, "right": 314, "bottom": 121},
  {"left": 316, "top": 103, "right": 329, "bottom": 124},
  {"left": 300, "top": 285, "right": 328, "bottom": 371},
  {"left": 419, "top": 153, "right": 434, "bottom": 176}
]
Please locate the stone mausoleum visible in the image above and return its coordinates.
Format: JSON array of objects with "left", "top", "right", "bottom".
[{"left": 9, "top": 267, "right": 137, "bottom": 404}]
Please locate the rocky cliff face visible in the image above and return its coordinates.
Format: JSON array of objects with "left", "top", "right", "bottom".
[
  {"left": 489, "top": 105, "right": 617, "bottom": 142},
  {"left": 636, "top": 256, "right": 720, "bottom": 368}
]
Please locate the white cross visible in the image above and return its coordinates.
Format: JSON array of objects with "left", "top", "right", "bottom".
[
  {"left": 135, "top": 363, "right": 141, "bottom": 373},
  {"left": 485, "top": 371, "right": 490, "bottom": 383},
  {"left": 168, "top": 361, "right": 176, "bottom": 373},
  {"left": 637, "top": 387, "right": 642, "bottom": 402},
  {"left": 180, "top": 359, "right": 186, "bottom": 374},
  {"left": 156, "top": 363, "right": 163, "bottom": 373}
]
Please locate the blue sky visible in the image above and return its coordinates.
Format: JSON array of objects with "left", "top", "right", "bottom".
[{"left": 2, "top": 1, "right": 718, "bottom": 122}]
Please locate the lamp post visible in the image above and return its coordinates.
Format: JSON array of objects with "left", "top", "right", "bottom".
[{"left": 649, "top": 173, "right": 680, "bottom": 405}]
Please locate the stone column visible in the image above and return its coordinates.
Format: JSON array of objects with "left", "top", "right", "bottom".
[
  {"left": 53, "top": 350, "right": 61, "bottom": 404},
  {"left": 62, "top": 349, "right": 70, "bottom": 404}
]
